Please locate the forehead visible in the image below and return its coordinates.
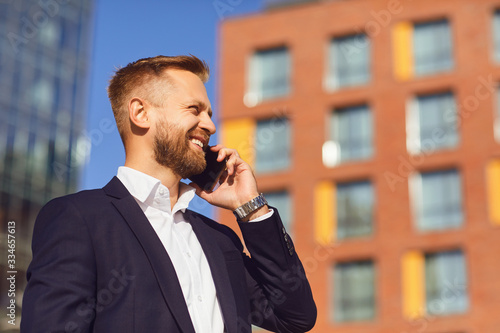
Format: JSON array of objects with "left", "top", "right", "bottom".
[
  {"left": 164, "top": 69, "right": 207, "bottom": 96},
  {"left": 162, "top": 70, "right": 211, "bottom": 112}
]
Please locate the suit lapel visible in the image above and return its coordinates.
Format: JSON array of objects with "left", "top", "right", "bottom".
[
  {"left": 103, "top": 177, "right": 195, "bottom": 333},
  {"left": 186, "top": 210, "right": 238, "bottom": 333}
]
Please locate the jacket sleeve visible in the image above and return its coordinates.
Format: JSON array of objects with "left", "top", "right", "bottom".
[
  {"left": 21, "top": 197, "right": 97, "bottom": 333},
  {"left": 238, "top": 208, "right": 317, "bottom": 332}
]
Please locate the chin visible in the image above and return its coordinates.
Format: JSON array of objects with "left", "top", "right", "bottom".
[{"left": 180, "top": 156, "right": 206, "bottom": 179}]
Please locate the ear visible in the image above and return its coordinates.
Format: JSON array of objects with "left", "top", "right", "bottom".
[{"left": 128, "top": 98, "right": 150, "bottom": 129}]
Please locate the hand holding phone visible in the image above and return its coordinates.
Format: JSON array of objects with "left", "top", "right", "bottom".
[{"left": 188, "top": 147, "right": 226, "bottom": 191}]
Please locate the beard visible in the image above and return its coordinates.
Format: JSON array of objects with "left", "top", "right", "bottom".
[{"left": 153, "top": 119, "right": 207, "bottom": 179}]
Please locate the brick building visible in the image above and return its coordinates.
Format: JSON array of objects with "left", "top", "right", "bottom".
[{"left": 216, "top": 0, "right": 500, "bottom": 332}]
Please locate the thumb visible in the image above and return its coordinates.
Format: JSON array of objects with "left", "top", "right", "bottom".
[{"left": 189, "top": 182, "right": 211, "bottom": 201}]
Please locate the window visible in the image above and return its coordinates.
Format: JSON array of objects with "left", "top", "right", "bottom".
[
  {"left": 328, "top": 105, "right": 373, "bottom": 164},
  {"left": 264, "top": 191, "right": 292, "bottom": 232},
  {"left": 407, "top": 92, "right": 458, "bottom": 154},
  {"left": 337, "top": 181, "right": 374, "bottom": 239},
  {"left": 494, "top": 10, "right": 500, "bottom": 62},
  {"left": 414, "top": 20, "right": 453, "bottom": 75},
  {"left": 255, "top": 118, "right": 291, "bottom": 174},
  {"left": 411, "top": 170, "right": 463, "bottom": 231},
  {"left": 425, "top": 250, "right": 468, "bottom": 315},
  {"left": 245, "top": 47, "right": 290, "bottom": 106},
  {"left": 332, "top": 260, "right": 375, "bottom": 322},
  {"left": 39, "top": 21, "right": 60, "bottom": 47},
  {"left": 31, "top": 78, "right": 55, "bottom": 111},
  {"left": 327, "top": 34, "right": 371, "bottom": 89}
]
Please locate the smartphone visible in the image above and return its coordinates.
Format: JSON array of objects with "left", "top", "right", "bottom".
[{"left": 188, "top": 147, "right": 226, "bottom": 191}]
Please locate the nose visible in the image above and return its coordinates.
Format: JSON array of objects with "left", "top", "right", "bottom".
[{"left": 199, "top": 112, "right": 216, "bottom": 135}]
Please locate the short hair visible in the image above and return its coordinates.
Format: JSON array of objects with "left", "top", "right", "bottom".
[{"left": 107, "top": 55, "right": 210, "bottom": 143}]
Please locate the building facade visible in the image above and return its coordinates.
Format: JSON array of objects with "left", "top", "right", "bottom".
[
  {"left": 0, "top": 0, "right": 93, "bottom": 330},
  {"left": 218, "top": 0, "right": 500, "bottom": 331}
]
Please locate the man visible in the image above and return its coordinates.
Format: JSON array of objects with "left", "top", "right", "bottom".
[{"left": 21, "top": 55, "right": 316, "bottom": 333}]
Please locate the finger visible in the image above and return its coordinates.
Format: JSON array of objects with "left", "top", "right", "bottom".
[
  {"left": 190, "top": 182, "right": 213, "bottom": 202},
  {"left": 210, "top": 144, "right": 223, "bottom": 152},
  {"left": 217, "top": 148, "right": 239, "bottom": 163},
  {"left": 225, "top": 154, "right": 238, "bottom": 176}
]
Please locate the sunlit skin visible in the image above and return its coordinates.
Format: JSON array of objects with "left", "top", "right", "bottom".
[{"left": 123, "top": 69, "right": 269, "bottom": 221}]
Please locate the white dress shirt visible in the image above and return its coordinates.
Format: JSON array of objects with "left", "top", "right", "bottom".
[{"left": 117, "top": 166, "right": 224, "bottom": 333}]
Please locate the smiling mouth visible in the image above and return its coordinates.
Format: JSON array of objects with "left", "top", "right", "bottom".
[{"left": 190, "top": 138, "right": 204, "bottom": 150}]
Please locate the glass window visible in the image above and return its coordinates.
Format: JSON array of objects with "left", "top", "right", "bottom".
[
  {"left": 494, "top": 10, "right": 500, "bottom": 62},
  {"left": 412, "top": 170, "right": 463, "bottom": 231},
  {"left": 414, "top": 20, "right": 453, "bottom": 75},
  {"left": 245, "top": 47, "right": 290, "bottom": 106},
  {"left": 330, "top": 105, "right": 373, "bottom": 164},
  {"left": 39, "top": 21, "right": 61, "bottom": 47},
  {"left": 425, "top": 250, "right": 468, "bottom": 315},
  {"left": 255, "top": 118, "right": 291, "bottom": 174},
  {"left": 337, "top": 181, "right": 374, "bottom": 239},
  {"left": 327, "top": 34, "right": 370, "bottom": 89},
  {"left": 31, "top": 78, "right": 54, "bottom": 111},
  {"left": 264, "top": 191, "right": 292, "bottom": 232},
  {"left": 332, "top": 260, "right": 375, "bottom": 322},
  {"left": 407, "top": 92, "right": 458, "bottom": 154}
]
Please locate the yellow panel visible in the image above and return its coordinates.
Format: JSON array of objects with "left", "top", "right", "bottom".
[
  {"left": 392, "top": 21, "right": 414, "bottom": 81},
  {"left": 220, "top": 118, "right": 256, "bottom": 168},
  {"left": 314, "top": 181, "right": 336, "bottom": 245},
  {"left": 487, "top": 160, "right": 500, "bottom": 225},
  {"left": 402, "top": 251, "right": 425, "bottom": 319}
]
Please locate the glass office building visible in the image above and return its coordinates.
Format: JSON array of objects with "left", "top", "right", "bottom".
[{"left": 0, "top": 0, "right": 93, "bottom": 330}]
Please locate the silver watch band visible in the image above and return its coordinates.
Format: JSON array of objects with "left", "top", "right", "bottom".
[{"left": 233, "top": 194, "right": 268, "bottom": 220}]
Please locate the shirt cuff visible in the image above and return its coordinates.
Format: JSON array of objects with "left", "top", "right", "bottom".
[{"left": 248, "top": 209, "right": 274, "bottom": 223}]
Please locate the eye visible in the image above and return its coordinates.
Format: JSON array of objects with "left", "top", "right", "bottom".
[{"left": 189, "top": 105, "right": 200, "bottom": 114}]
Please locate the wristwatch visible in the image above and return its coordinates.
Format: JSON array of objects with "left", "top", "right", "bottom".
[{"left": 233, "top": 194, "right": 268, "bottom": 220}]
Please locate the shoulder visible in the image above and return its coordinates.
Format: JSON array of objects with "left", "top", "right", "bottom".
[
  {"left": 41, "top": 188, "right": 107, "bottom": 212},
  {"left": 35, "top": 188, "right": 114, "bottom": 234}
]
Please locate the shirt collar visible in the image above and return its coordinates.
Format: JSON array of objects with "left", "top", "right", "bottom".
[{"left": 116, "top": 166, "right": 196, "bottom": 213}]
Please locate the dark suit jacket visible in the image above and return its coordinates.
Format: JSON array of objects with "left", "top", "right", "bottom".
[{"left": 21, "top": 177, "right": 316, "bottom": 333}]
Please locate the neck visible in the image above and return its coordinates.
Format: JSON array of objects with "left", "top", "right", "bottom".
[{"left": 124, "top": 155, "right": 182, "bottom": 209}]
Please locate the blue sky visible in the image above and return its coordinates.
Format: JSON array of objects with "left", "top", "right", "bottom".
[{"left": 80, "top": 0, "right": 262, "bottom": 217}]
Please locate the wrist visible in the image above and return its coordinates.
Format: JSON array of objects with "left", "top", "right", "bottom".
[
  {"left": 240, "top": 205, "right": 270, "bottom": 222},
  {"left": 233, "top": 193, "right": 268, "bottom": 221}
]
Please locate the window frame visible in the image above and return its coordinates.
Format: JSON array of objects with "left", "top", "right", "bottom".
[
  {"left": 424, "top": 250, "right": 469, "bottom": 315},
  {"left": 254, "top": 117, "right": 291, "bottom": 174},
  {"left": 410, "top": 169, "right": 464, "bottom": 232},
  {"left": 331, "top": 260, "right": 376, "bottom": 323},
  {"left": 336, "top": 180, "right": 374, "bottom": 240},
  {"left": 329, "top": 104, "right": 374, "bottom": 165},
  {"left": 406, "top": 91, "right": 459, "bottom": 154},
  {"left": 413, "top": 19, "right": 454, "bottom": 76},
  {"left": 244, "top": 46, "right": 291, "bottom": 107},
  {"left": 326, "top": 33, "right": 371, "bottom": 90}
]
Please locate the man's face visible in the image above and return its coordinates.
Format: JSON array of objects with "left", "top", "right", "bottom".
[{"left": 151, "top": 70, "right": 215, "bottom": 178}]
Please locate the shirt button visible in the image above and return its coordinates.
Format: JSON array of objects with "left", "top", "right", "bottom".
[
  {"left": 186, "top": 252, "right": 192, "bottom": 258},
  {"left": 198, "top": 296, "right": 203, "bottom": 302},
  {"left": 159, "top": 188, "right": 165, "bottom": 195}
]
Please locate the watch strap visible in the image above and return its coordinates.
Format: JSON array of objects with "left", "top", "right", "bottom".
[{"left": 233, "top": 194, "right": 268, "bottom": 220}]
